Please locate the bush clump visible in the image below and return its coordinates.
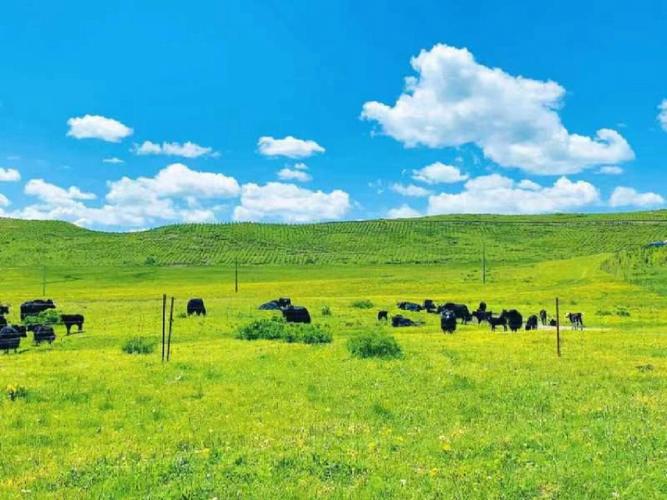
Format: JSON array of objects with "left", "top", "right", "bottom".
[
  {"left": 5, "top": 384, "right": 28, "bottom": 401},
  {"left": 23, "top": 309, "right": 61, "bottom": 326},
  {"left": 236, "top": 319, "right": 332, "bottom": 344},
  {"left": 321, "top": 305, "right": 332, "bottom": 316},
  {"left": 347, "top": 331, "right": 402, "bottom": 359},
  {"left": 122, "top": 337, "right": 156, "bottom": 355},
  {"left": 351, "top": 299, "right": 374, "bottom": 309}
]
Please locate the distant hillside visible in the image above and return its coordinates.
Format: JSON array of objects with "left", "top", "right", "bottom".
[{"left": 2, "top": 212, "right": 667, "bottom": 267}]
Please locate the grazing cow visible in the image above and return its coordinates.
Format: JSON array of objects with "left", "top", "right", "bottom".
[
  {"left": 10, "top": 325, "right": 27, "bottom": 337},
  {"left": 60, "top": 314, "right": 84, "bottom": 335},
  {"left": 33, "top": 325, "right": 56, "bottom": 344},
  {"left": 525, "top": 315, "right": 539, "bottom": 331},
  {"left": 377, "top": 310, "right": 389, "bottom": 321},
  {"left": 20, "top": 299, "right": 56, "bottom": 320},
  {"left": 187, "top": 298, "right": 207, "bottom": 316},
  {"left": 282, "top": 306, "right": 311, "bottom": 324},
  {"left": 259, "top": 297, "right": 292, "bottom": 311},
  {"left": 0, "top": 326, "right": 21, "bottom": 353},
  {"left": 539, "top": 309, "right": 548, "bottom": 326},
  {"left": 397, "top": 301, "right": 423, "bottom": 312},
  {"left": 440, "top": 303, "right": 472, "bottom": 324},
  {"left": 549, "top": 319, "right": 558, "bottom": 327},
  {"left": 504, "top": 309, "right": 523, "bottom": 332},
  {"left": 391, "top": 315, "right": 418, "bottom": 327},
  {"left": 0, "top": 315, "right": 6, "bottom": 328},
  {"left": 478, "top": 302, "right": 487, "bottom": 312},
  {"left": 488, "top": 315, "right": 507, "bottom": 331},
  {"left": 423, "top": 299, "right": 437, "bottom": 312},
  {"left": 567, "top": 312, "right": 584, "bottom": 330},
  {"left": 473, "top": 309, "right": 492, "bottom": 324},
  {"left": 0, "top": 305, "right": 9, "bottom": 315},
  {"left": 440, "top": 310, "right": 457, "bottom": 334}
]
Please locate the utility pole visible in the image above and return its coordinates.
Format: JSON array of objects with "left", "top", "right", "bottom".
[
  {"left": 482, "top": 244, "right": 486, "bottom": 284},
  {"left": 42, "top": 266, "right": 47, "bottom": 296},
  {"left": 556, "top": 297, "right": 561, "bottom": 357},
  {"left": 235, "top": 257, "right": 239, "bottom": 293}
]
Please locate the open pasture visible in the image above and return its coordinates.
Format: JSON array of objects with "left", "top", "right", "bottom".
[{"left": 1, "top": 216, "right": 667, "bottom": 498}]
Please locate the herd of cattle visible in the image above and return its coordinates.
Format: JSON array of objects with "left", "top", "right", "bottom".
[
  {"left": 0, "top": 299, "right": 85, "bottom": 353},
  {"left": 1, "top": 295, "right": 584, "bottom": 354},
  {"left": 378, "top": 300, "right": 584, "bottom": 334}
]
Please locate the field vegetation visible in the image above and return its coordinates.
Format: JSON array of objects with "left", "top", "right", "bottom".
[{"left": 0, "top": 214, "right": 666, "bottom": 497}]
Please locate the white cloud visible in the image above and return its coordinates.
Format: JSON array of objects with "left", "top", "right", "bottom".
[
  {"left": 390, "top": 183, "right": 432, "bottom": 197},
  {"left": 293, "top": 162, "right": 309, "bottom": 170},
  {"left": 427, "top": 175, "right": 600, "bottom": 214},
  {"left": 0, "top": 168, "right": 20, "bottom": 182},
  {"left": 103, "top": 157, "right": 125, "bottom": 164},
  {"left": 412, "top": 162, "right": 468, "bottom": 184},
  {"left": 0, "top": 193, "right": 9, "bottom": 207},
  {"left": 133, "top": 140, "right": 216, "bottom": 158},
  {"left": 258, "top": 136, "right": 325, "bottom": 159},
  {"left": 598, "top": 165, "right": 623, "bottom": 175},
  {"left": 387, "top": 204, "right": 422, "bottom": 219},
  {"left": 277, "top": 167, "right": 312, "bottom": 182},
  {"left": 67, "top": 114, "right": 133, "bottom": 142},
  {"left": 17, "top": 164, "right": 239, "bottom": 228},
  {"left": 362, "top": 44, "right": 634, "bottom": 175},
  {"left": 233, "top": 182, "right": 350, "bottom": 223},
  {"left": 609, "top": 187, "right": 664, "bottom": 208},
  {"left": 658, "top": 100, "right": 667, "bottom": 132}
]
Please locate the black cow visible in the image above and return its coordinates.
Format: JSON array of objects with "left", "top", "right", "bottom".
[
  {"left": 0, "top": 315, "right": 6, "bottom": 328},
  {"left": 488, "top": 315, "right": 507, "bottom": 331},
  {"left": 259, "top": 297, "right": 292, "bottom": 311},
  {"left": 478, "top": 302, "right": 487, "bottom": 312},
  {"left": 567, "top": 312, "right": 584, "bottom": 330},
  {"left": 423, "top": 299, "right": 437, "bottom": 312},
  {"left": 391, "top": 315, "right": 418, "bottom": 327},
  {"left": 397, "top": 301, "right": 423, "bottom": 312},
  {"left": 282, "top": 306, "right": 311, "bottom": 324},
  {"left": 61, "top": 314, "right": 85, "bottom": 335},
  {"left": 440, "top": 303, "right": 472, "bottom": 324},
  {"left": 539, "top": 309, "right": 548, "bottom": 325},
  {"left": 33, "top": 325, "right": 56, "bottom": 344},
  {"left": 549, "top": 319, "right": 558, "bottom": 327},
  {"left": 0, "top": 326, "right": 21, "bottom": 353},
  {"left": 377, "top": 310, "right": 388, "bottom": 321},
  {"left": 473, "top": 309, "right": 492, "bottom": 324},
  {"left": 20, "top": 299, "right": 56, "bottom": 320},
  {"left": 187, "top": 298, "right": 206, "bottom": 316},
  {"left": 504, "top": 309, "right": 523, "bottom": 332},
  {"left": 10, "top": 325, "right": 27, "bottom": 337},
  {"left": 440, "top": 310, "right": 457, "bottom": 334},
  {"left": 0, "top": 305, "right": 9, "bottom": 315},
  {"left": 525, "top": 315, "right": 539, "bottom": 331}
]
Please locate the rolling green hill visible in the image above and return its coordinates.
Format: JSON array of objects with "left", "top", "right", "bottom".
[{"left": 2, "top": 211, "right": 667, "bottom": 267}]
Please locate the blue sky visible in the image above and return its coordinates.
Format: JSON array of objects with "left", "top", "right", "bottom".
[{"left": 1, "top": 0, "right": 666, "bottom": 229}]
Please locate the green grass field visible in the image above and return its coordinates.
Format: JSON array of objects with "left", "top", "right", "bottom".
[{"left": 1, "top": 215, "right": 666, "bottom": 498}]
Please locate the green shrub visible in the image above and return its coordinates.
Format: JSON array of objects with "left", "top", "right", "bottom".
[
  {"left": 235, "top": 319, "right": 331, "bottom": 344},
  {"left": 23, "top": 309, "right": 61, "bottom": 326},
  {"left": 347, "top": 332, "right": 402, "bottom": 359},
  {"left": 5, "top": 384, "right": 28, "bottom": 401},
  {"left": 351, "top": 299, "right": 374, "bottom": 309},
  {"left": 321, "top": 305, "right": 332, "bottom": 316},
  {"left": 122, "top": 337, "right": 156, "bottom": 355}
]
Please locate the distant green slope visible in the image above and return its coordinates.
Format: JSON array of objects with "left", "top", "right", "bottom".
[{"left": 2, "top": 212, "right": 667, "bottom": 267}]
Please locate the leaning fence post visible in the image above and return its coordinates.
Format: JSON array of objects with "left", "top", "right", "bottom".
[
  {"left": 556, "top": 297, "right": 561, "bottom": 357},
  {"left": 161, "top": 294, "right": 166, "bottom": 363},
  {"left": 166, "top": 296, "right": 175, "bottom": 361}
]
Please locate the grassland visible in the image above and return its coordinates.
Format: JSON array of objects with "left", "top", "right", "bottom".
[{"left": 0, "top": 214, "right": 666, "bottom": 498}]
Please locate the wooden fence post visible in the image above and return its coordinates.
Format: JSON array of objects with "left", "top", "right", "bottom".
[{"left": 556, "top": 297, "right": 561, "bottom": 357}]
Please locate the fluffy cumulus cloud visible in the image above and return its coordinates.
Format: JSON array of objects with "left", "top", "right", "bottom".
[
  {"left": 426, "top": 174, "right": 600, "bottom": 214},
  {"left": 278, "top": 164, "right": 312, "bottom": 182},
  {"left": 659, "top": 100, "right": 667, "bottom": 132},
  {"left": 361, "top": 44, "right": 634, "bottom": 175},
  {"left": 133, "top": 140, "right": 216, "bottom": 158},
  {"left": 0, "top": 193, "right": 10, "bottom": 207},
  {"left": 258, "top": 136, "right": 325, "bottom": 158},
  {"left": 15, "top": 164, "right": 240, "bottom": 228},
  {"left": 609, "top": 187, "right": 664, "bottom": 208},
  {"left": 233, "top": 182, "right": 350, "bottom": 223},
  {"left": 387, "top": 204, "right": 422, "bottom": 219},
  {"left": 67, "top": 114, "right": 133, "bottom": 142},
  {"left": 412, "top": 162, "right": 468, "bottom": 184},
  {"left": 0, "top": 167, "right": 21, "bottom": 182},
  {"left": 390, "top": 183, "right": 431, "bottom": 197}
]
